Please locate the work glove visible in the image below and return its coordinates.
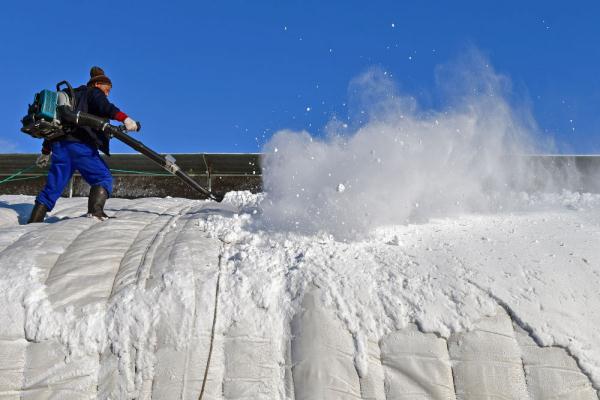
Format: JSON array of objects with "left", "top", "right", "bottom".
[
  {"left": 36, "top": 153, "right": 50, "bottom": 168},
  {"left": 124, "top": 117, "right": 140, "bottom": 132}
]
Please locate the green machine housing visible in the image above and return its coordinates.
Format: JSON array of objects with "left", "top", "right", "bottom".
[
  {"left": 35, "top": 90, "right": 59, "bottom": 121},
  {"left": 21, "top": 89, "right": 65, "bottom": 140}
]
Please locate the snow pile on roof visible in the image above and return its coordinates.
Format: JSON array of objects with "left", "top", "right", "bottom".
[{"left": 0, "top": 191, "right": 599, "bottom": 398}]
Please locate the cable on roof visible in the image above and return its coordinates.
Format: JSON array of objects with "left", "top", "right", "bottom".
[{"left": 0, "top": 164, "right": 38, "bottom": 185}]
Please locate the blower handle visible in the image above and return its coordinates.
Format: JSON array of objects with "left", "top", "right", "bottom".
[
  {"left": 55, "top": 81, "right": 77, "bottom": 110},
  {"left": 118, "top": 121, "right": 142, "bottom": 133}
]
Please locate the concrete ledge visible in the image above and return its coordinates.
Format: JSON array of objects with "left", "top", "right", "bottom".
[{"left": 2, "top": 154, "right": 600, "bottom": 198}]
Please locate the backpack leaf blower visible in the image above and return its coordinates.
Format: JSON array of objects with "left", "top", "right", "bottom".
[{"left": 21, "top": 82, "right": 223, "bottom": 202}]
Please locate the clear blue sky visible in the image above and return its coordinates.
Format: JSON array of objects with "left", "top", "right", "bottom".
[{"left": 1, "top": 0, "right": 598, "bottom": 154}]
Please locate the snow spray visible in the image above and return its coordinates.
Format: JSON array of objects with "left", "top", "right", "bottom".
[{"left": 260, "top": 54, "right": 554, "bottom": 237}]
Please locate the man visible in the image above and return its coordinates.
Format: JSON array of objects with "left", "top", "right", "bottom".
[{"left": 28, "top": 66, "right": 139, "bottom": 223}]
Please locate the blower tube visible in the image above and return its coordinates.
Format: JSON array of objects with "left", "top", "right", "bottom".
[{"left": 57, "top": 106, "right": 222, "bottom": 201}]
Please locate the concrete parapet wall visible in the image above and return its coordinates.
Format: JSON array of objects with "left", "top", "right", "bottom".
[
  {"left": 0, "top": 153, "right": 262, "bottom": 199},
  {"left": 1, "top": 154, "right": 599, "bottom": 198}
]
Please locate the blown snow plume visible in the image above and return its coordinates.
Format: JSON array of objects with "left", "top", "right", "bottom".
[{"left": 261, "top": 56, "right": 545, "bottom": 237}]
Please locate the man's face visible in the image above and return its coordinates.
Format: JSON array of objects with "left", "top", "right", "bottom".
[{"left": 95, "top": 83, "right": 112, "bottom": 96}]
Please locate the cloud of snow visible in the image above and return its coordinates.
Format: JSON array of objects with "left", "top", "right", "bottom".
[{"left": 260, "top": 53, "right": 560, "bottom": 237}]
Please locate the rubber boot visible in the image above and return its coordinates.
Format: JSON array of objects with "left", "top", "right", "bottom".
[
  {"left": 27, "top": 201, "right": 48, "bottom": 224},
  {"left": 87, "top": 185, "right": 109, "bottom": 220}
]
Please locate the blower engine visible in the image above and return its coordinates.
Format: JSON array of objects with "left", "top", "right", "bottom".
[{"left": 21, "top": 81, "right": 76, "bottom": 140}]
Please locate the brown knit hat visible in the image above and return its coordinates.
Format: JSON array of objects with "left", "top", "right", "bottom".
[{"left": 87, "top": 66, "right": 112, "bottom": 87}]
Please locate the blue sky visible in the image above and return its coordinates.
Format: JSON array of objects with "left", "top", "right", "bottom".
[{"left": 1, "top": 0, "right": 598, "bottom": 154}]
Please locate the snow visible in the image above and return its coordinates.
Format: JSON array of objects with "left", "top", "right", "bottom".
[
  {"left": 0, "top": 190, "right": 599, "bottom": 398},
  {"left": 260, "top": 63, "right": 545, "bottom": 238},
  {"left": 2, "top": 57, "right": 599, "bottom": 398}
]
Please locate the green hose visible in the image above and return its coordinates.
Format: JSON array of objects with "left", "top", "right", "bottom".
[
  {"left": 0, "top": 165, "right": 172, "bottom": 186},
  {"left": 0, "top": 164, "right": 38, "bottom": 185}
]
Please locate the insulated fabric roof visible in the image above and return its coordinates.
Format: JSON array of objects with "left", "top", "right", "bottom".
[{"left": 0, "top": 196, "right": 598, "bottom": 399}]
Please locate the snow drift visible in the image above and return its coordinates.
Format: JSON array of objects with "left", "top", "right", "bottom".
[{"left": 0, "top": 193, "right": 599, "bottom": 399}]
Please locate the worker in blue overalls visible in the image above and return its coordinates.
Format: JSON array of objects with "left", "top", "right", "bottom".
[{"left": 28, "top": 66, "right": 139, "bottom": 223}]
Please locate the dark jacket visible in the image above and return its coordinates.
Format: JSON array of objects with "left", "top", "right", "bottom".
[{"left": 65, "top": 85, "right": 122, "bottom": 155}]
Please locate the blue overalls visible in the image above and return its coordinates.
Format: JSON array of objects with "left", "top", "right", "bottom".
[{"left": 36, "top": 141, "right": 112, "bottom": 211}]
